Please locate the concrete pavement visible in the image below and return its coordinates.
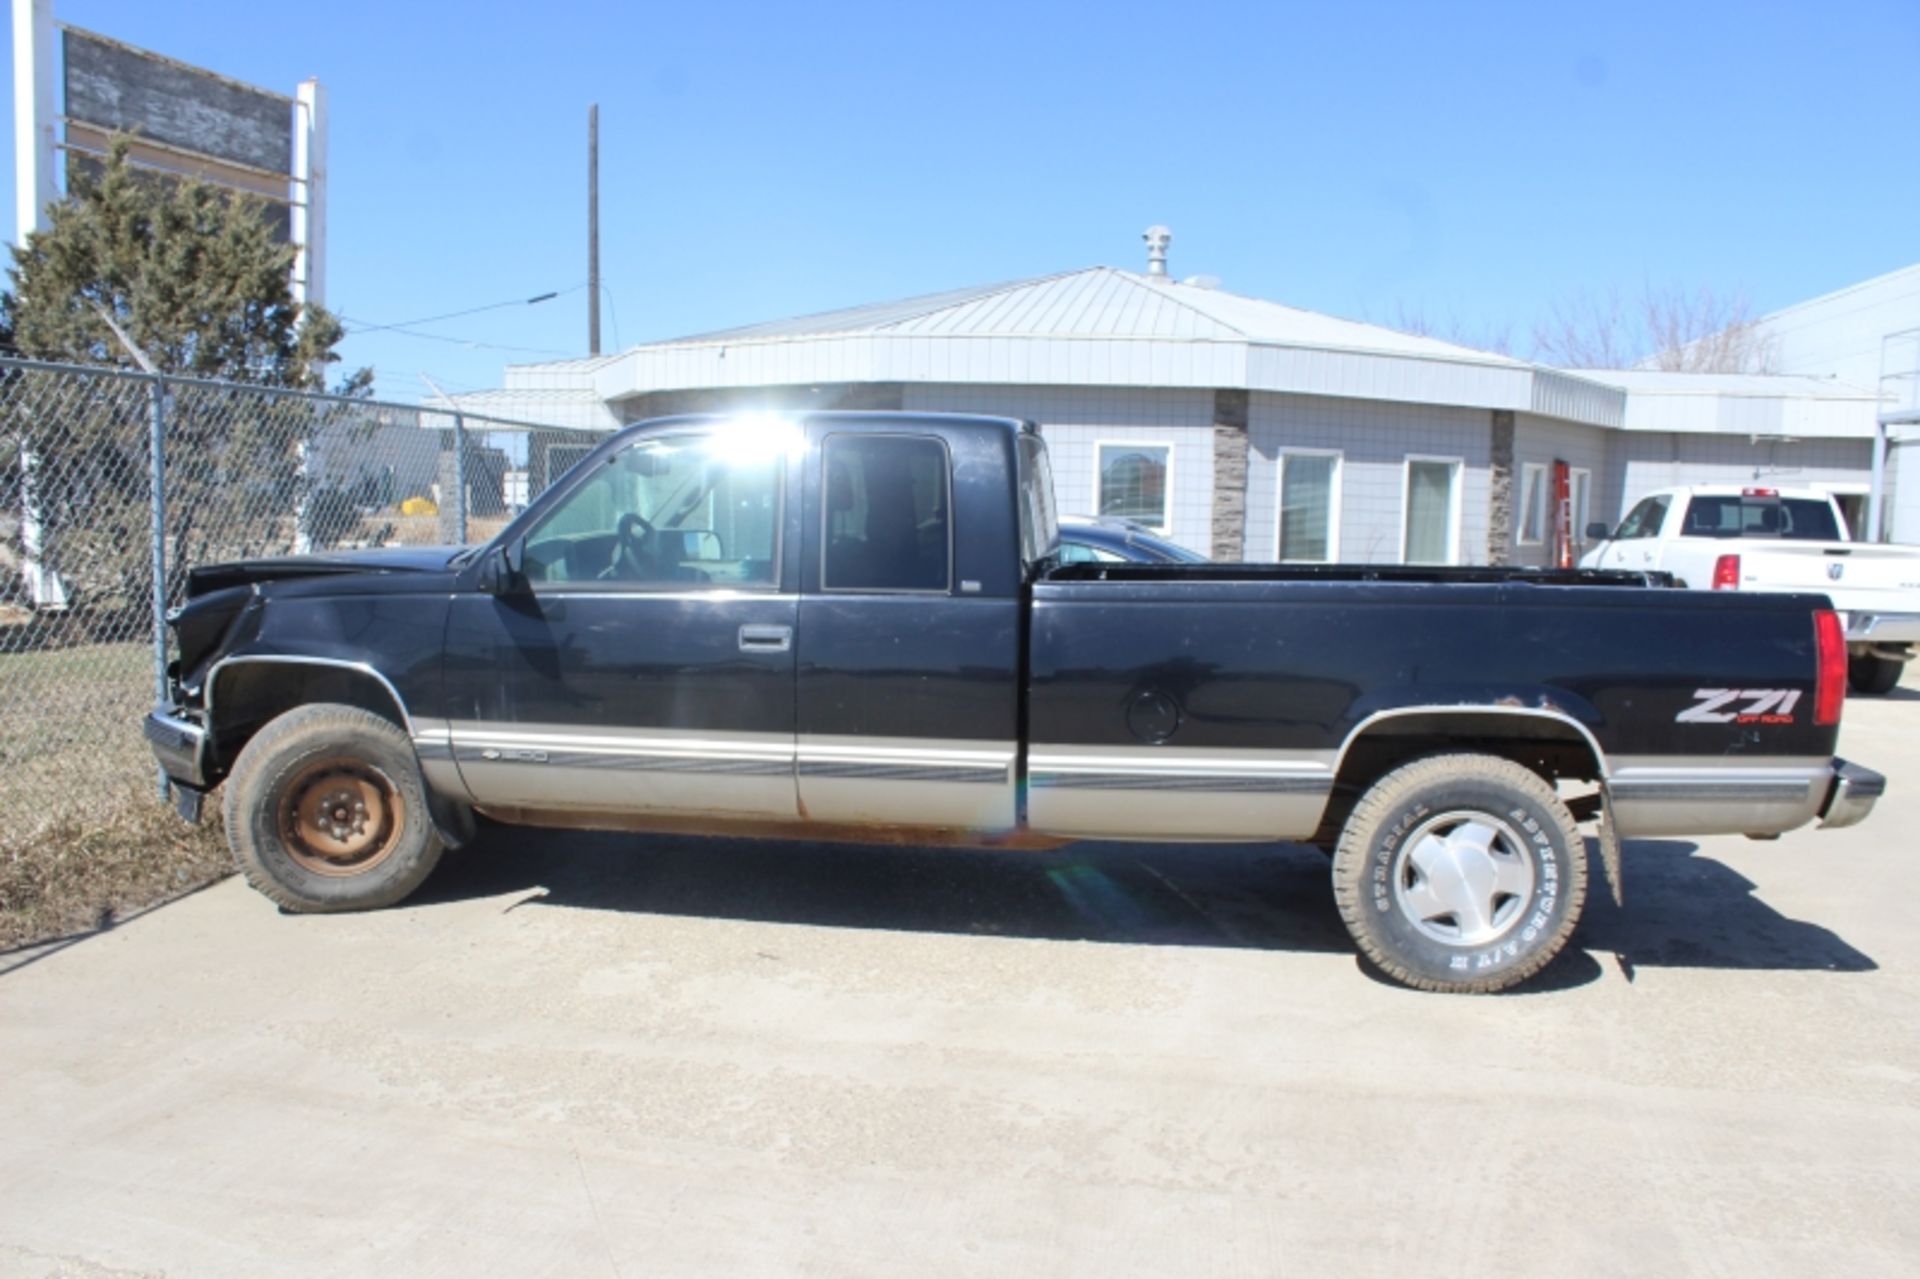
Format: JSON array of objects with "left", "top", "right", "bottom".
[{"left": 2, "top": 684, "right": 1917, "bottom": 1277}]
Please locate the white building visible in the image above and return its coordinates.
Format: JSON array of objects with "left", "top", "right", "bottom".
[
  {"left": 451, "top": 239, "right": 1893, "bottom": 563},
  {"left": 1737, "top": 263, "right": 1920, "bottom": 542}
]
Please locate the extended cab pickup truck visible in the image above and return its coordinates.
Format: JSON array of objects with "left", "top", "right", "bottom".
[
  {"left": 1580, "top": 484, "right": 1920, "bottom": 694},
  {"left": 144, "top": 413, "right": 1885, "bottom": 993}
]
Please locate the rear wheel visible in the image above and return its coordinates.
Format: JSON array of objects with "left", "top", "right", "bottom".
[
  {"left": 223, "top": 703, "right": 445, "bottom": 912},
  {"left": 1331, "top": 754, "right": 1587, "bottom": 994},
  {"left": 1848, "top": 652, "right": 1903, "bottom": 696}
]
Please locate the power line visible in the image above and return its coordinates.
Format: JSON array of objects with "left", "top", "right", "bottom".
[
  {"left": 345, "top": 285, "right": 581, "bottom": 336},
  {"left": 338, "top": 317, "right": 576, "bottom": 358}
]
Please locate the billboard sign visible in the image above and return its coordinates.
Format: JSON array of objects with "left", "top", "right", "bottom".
[{"left": 10, "top": 0, "right": 325, "bottom": 304}]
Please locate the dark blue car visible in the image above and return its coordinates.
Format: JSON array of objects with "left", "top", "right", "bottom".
[{"left": 1057, "top": 515, "right": 1210, "bottom": 564}]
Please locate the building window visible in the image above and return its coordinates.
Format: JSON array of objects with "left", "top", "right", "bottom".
[
  {"left": 1096, "top": 441, "right": 1172, "bottom": 531},
  {"left": 1570, "top": 468, "right": 1592, "bottom": 549},
  {"left": 1518, "top": 462, "right": 1548, "bottom": 546},
  {"left": 1276, "top": 450, "right": 1341, "bottom": 562},
  {"left": 1403, "top": 456, "right": 1462, "bottom": 565}
]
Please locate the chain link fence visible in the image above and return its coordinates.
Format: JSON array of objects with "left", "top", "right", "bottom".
[{"left": 0, "top": 354, "right": 603, "bottom": 854}]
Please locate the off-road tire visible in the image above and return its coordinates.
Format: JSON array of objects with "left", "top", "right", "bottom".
[
  {"left": 1848, "top": 653, "right": 1903, "bottom": 696},
  {"left": 223, "top": 703, "right": 445, "bottom": 912},
  {"left": 1331, "top": 753, "right": 1588, "bottom": 994}
]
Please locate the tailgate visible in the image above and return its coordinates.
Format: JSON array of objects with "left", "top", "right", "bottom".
[{"left": 1729, "top": 543, "right": 1920, "bottom": 612}]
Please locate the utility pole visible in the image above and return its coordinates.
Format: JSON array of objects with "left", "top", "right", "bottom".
[{"left": 588, "top": 103, "right": 601, "bottom": 356}]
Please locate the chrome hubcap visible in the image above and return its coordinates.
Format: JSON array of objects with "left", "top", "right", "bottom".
[{"left": 1391, "top": 811, "right": 1536, "bottom": 946}]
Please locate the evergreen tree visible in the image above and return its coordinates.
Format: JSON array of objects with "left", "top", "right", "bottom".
[
  {"left": 0, "top": 139, "right": 370, "bottom": 611},
  {"left": 0, "top": 136, "right": 361, "bottom": 389}
]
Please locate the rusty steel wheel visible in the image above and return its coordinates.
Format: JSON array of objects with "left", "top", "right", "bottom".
[
  {"left": 277, "top": 756, "right": 408, "bottom": 878},
  {"left": 226, "top": 703, "right": 445, "bottom": 912}
]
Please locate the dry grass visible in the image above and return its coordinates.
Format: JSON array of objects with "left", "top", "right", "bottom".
[
  {"left": 0, "top": 638, "right": 238, "bottom": 951},
  {"left": 0, "top": 794, "right": 232, "bottom": 952}
]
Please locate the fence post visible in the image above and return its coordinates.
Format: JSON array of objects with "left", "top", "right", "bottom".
[
  {"left": 452, "top": 410, "right": 468, "bottom": 542},
  {"left": 148, "top": 374, "right": 169, "bottom": 798}
]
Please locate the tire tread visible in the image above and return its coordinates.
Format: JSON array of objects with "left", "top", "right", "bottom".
[
  {"left": 222, "top": 703, "right": 444, "bottom": 913},
  {"left": 1331, "top": 753, "right": 1588, "bottom": 994}
]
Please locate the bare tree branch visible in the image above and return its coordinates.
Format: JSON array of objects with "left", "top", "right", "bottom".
[
  {"left": 1382, "top": 303, "right": 1516, "bottom": 357},
  {"left": 1529, "top": 282, "right": 1777, "bottom": 372}
]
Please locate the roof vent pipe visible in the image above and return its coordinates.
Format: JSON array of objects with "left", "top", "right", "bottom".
[{"left": 1143, "top": 225, "right": 1171, "bottom": 277}]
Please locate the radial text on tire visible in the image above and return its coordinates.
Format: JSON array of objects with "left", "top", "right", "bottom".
[
  {"left": 223, "top": 703, "right": 446, "bottom": 913},
  {"left": 1331, "top": 753, "right": 1589, "bottom": 994}
]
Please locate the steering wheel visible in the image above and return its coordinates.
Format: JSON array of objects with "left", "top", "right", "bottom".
[{"left": 603, "top": 510, "right": 655, "bottom": 580}]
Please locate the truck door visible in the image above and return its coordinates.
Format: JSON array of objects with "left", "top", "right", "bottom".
[
  {"left": 442, "top": 426, "right": 801, "bottom": 818},
  {"left": 794, "top": 424, "right": 1022, "bottom": 832}
]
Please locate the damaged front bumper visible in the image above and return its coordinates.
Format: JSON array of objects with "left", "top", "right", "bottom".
[{"left": 143, "top": 707, "right": 210, "bottom": 820}]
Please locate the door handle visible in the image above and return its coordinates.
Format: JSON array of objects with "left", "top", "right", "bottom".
[{"left": 738, "top": 624, "right": 792, "bottom": 653}]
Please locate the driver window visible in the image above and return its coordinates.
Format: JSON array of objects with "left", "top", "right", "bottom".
[
  {"left": 1615, "top": 495, "right": 1669, "bottom": 540},
  {"left": 522, "top": 434, "right": 781, "bottom": 588}
]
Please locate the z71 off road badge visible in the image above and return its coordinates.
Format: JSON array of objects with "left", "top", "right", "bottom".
[{"left": 1675, "top": 688, "right": 1801, "bottom": 725}]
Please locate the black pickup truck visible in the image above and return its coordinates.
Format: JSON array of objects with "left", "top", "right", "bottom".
[{"left": 144, "top": 412, "right": 1884, "bottom": 993}]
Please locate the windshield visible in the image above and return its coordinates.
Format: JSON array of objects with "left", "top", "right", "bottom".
[{"left": 1680, "top": 495, "right": 1841, "bottom": 541}]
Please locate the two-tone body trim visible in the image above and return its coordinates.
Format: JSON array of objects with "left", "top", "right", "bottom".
[
  {"left": 1606, "top": 756, "right": 1832, "bottom": 836},
  {"left": 445, "top": 721, "right": 797, "bottom": 818},
  {"left": 442, "top": 723, "right": 1021, "bottom": 828},
  {"left": 1026, "top": 746, "right": 1334, "bottom": 840},
  {"left": 796, "top": 735, "right": 1016, "bottom": 828}
]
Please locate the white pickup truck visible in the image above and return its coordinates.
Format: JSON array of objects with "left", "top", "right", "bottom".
[{"left": 1580, "top": 484, "right": 1920, "bottom": 694}]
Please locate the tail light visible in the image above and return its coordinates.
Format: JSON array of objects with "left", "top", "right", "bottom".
[
  {"left": 1814, "top": 609, "right": 1846, "bottom": 726},
  {"left": 1711, "top": 554, "right": 1741, "bottom": 590}
]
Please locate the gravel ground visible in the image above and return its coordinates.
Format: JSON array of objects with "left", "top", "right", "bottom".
[{"left": 1, "top": 679, "right": 1915, "bottom": 1278}]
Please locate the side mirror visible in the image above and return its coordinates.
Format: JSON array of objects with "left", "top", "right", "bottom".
[
  {"left": 1585, "top": 521, "right": 1612, "bottom": 541},
  {"left": 480, "top": 537, "right": 527, "bottom": 594}
]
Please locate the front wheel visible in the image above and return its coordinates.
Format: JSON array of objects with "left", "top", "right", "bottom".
[
  {"left": 1848, "top": 652, "right": 1903, "bottom": 696},
  {"left": 1331, "top": 754, "right": 1588, "bottom": 993},
  {"left": 223, "top": 703, "right": 445, "bottom": 912}
]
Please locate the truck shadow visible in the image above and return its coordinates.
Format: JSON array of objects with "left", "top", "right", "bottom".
[
  {"left": 1578, "top": 839, "right": 1877, "bottom": 981},
  {"left": 414, "top": 827, "right": 1875, "bottom": 992}
]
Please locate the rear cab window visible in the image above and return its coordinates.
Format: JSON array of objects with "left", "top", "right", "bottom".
[
  {"left": 822, "top": 434, "right": 952, "bottom": 592},
  {"left": 1679, "top": 495, "right": 1842, "bottom": 540}
]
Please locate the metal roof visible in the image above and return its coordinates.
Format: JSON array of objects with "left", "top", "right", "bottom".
[
  {"left": 486, "top": 268, "right": 1892, "bottom": 439},
  {"left": 1583, "top": 370, "right": 1878, "bottom": 398},
  {"left": 1593, "top": 369, "right": 1880, "bottom": 438},
  {"left": 667, "top": 266, "right": 1530, "bottom": 367}
]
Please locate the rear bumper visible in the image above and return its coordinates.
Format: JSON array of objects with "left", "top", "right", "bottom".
[
  {"left": 143, "top": 708, "right": 210, "bottom": 790},
  {"left": 1818, "top": 759, "right": 1885, "bottom": 830},
  {"left": 1843, "top": 612, "right": 1920, "bottom": 646}
]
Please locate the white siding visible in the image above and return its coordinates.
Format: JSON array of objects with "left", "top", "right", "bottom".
[
  {"left": 1606, "top": 434, "right": 1874, "bottom": 522},
  {"left": 900, "top": 383, "right": 1217, "bottom": 556},
  {"left": 1889, "top": 436, "right": 1920, "bottom": 543},
  {"left": 1511, "top": 414, "right": 1612, "bottom": 567},
  {"left": 1248, "top": 393, "right": 1491, "bottom": 565},
  {"left": 1757, "top": 264, "right": 1920, "bottom": 390}
]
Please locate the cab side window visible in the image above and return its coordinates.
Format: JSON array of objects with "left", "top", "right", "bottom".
[
  {"left": 1615, "top": 495, "right": 1670, "bottom": 540},
  {"left": 522, "top": 434, "right": 781, "bottom": 588},
  {"left": 822, "top": 435, "right": 951, "bottom": 592}
]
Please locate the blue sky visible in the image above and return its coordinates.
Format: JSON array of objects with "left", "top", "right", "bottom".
[{"left": 5, "top": 0, "right": 1918, "bottom": 402}]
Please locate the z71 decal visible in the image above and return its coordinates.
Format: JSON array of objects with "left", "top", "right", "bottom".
[{"left": 1675, "top": 688, "right": 1802, "bottom": 725}]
